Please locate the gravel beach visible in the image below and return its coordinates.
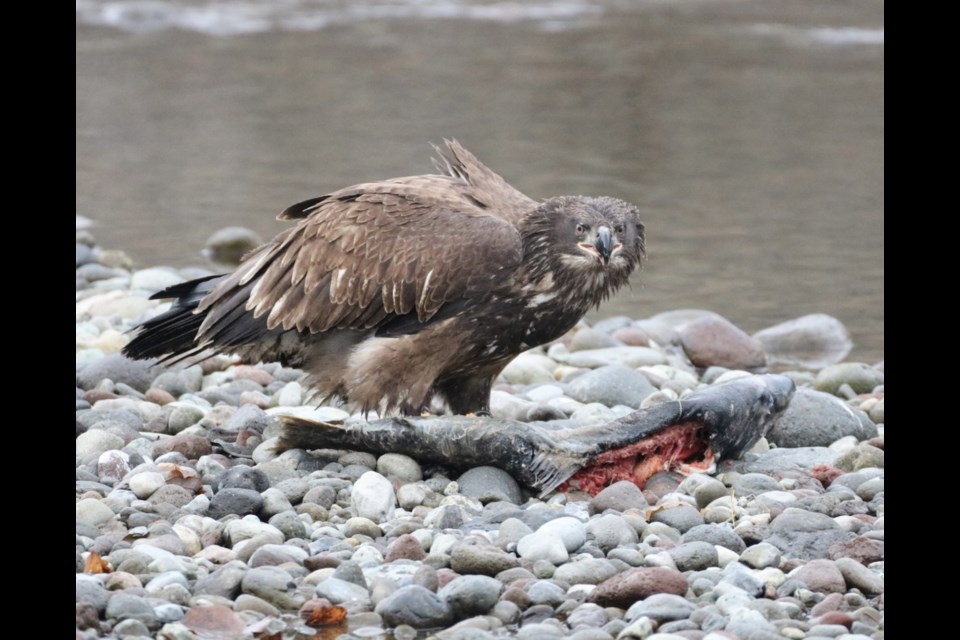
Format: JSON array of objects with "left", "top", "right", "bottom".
[{"left": 76, "top": 229, "right": 884, "bottom": 640}]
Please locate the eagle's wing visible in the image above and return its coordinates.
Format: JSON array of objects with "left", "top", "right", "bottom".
[
  {"left": 431, "top": 138, "right": 540, "bottom": 226},
  {"left": 195, "top": 178, "right": 523, "bottom": 341}
]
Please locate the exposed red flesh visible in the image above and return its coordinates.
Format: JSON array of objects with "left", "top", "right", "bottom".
[{"left": 558, "top": 422, "right": 711, "bottom": 495}]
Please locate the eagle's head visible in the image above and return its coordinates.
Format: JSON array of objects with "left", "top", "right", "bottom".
[{"left": 522, "top": 195, "right": 645, "bottom": 307}]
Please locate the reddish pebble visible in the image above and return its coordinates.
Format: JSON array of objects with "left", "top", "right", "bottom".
[
  {"left": 792, "top": 559, "right": 846, "bottom": 594},
  {"left": 612, "top": 326, "right": 651, "bottom": 346},
  {"left": 152, "top": 433, "right": 213, "bottom": 459},
  {"left": 817, "top": 610, "right": 854, "bottom": 628},
  {"left": 238, "top": 390, "right": 272, "bottom": 408},
  {"left": 679, "top": 316, "right": 766, "bottom": 369},
  {"left": 810, "top": 465, "right": 845, "bottom": 487},
  {"left": 384, "top": 534, "right": 427, "bottom": 562},
  {"left": 84, "top": 390, "right": 118, "bottom": 403},
  {"left": 588, "top": 567, "right": 688, "bottom": 608},
  {"left": 304, "top": 555, "right": 342, "bottom": 571},
  {"left": 435, "top": 568, "right": 460, "bottom": 590},
  {"left": 810, "top": 592, "right": 845, "bottom": 617},
  {"left": 182, "top": 604, "right": 246, "bottom": 639},
  {"left": 233, "top": 365, "right": 274, "bottom": 386},
  {"left": 828, "top": 536, "right": 884, "bottom": 565},
  {"left": 145, "top": 388, "right": 176, "bottom": 405}
]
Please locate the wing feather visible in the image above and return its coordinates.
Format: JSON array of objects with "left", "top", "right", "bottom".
[
  {"left": 431, "top": 138, "right": 539, "bottom": 226},
  {"left": 197, "top": 173, "right": 524, "bottom": 343}
]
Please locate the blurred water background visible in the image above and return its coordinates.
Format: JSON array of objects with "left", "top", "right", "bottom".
[{"left": 76, "top": 0, "right": 884, "bottom": 362}]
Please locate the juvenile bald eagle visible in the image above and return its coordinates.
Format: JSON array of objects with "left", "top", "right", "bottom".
[{"left": 124, "top": 140, "right": 646, "bottom": 415}]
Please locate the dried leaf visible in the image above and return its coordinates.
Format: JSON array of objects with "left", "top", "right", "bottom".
[
  {"left": 84, "top": 551, "right": 111, "bottom": 574},
  {"left": 304, "top": 605, "right": 348, "bottom": 627}
]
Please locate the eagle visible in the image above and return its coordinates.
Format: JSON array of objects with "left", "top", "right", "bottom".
[{"left": 123, "top": 140, "right": 646, "bottom": 416}]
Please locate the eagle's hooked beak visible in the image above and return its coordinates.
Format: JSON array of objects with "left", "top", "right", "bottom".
[
  {"left": 595, "top": 226, "right": 613, "bottom": 265},
  {"left": 577, "top": 225, "right": 622, "bottom": 266}
]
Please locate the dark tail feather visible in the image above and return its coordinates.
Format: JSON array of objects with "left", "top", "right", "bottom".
[{"left": 123, "top": 275, "right": 224, "bottom": 361}]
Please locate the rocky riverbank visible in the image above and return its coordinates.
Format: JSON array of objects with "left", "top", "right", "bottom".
[{"left": 76, "top": 229, "right": 884, "bottom": 640}]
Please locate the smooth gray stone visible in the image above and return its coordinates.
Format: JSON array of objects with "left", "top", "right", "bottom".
[
  {"left": 376, "top": 585, "right": 454, "bottom": 629},
  {"left": 682, "top": 524, "right": 746, "bottom": 553},
  {"left": 457, "top": 466, "right": 523, "bottom": 504},
  {"left": 76, "top": 575, "right": 110, "bottom": 612},
  {"left": 768, "top": 388, "right": 877, "bottom": 448},
  {"left": 766, "top": 508, "right": 854, "bottom": 561},
  {"left": 438, "top": 575, "right": 503, "bottom": 618}
]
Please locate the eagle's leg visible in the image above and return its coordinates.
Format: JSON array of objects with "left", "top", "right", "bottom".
[{"left": 435, "top": 373, "right": 497, "bottom": 416}]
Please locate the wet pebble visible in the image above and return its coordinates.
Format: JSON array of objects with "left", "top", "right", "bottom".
[
  {"left": 567, "top": 364, "right": 657, "bottom": 409},
  {"left": 814, "top": 363, "right": 884, "bottom": 396},
  {"left": 678, "top": 315, "right": 766, "bottom": 370},
  {"left": 75, "top": 265, "right": 888, "bottom": 640},
  {"left": 752, "top": 314, "right": 852, "bottom": 369},
  {"left": 77, "top": 354, "right": 158, "bottom": 393},
  {"left": 376, "top": 585, "right": 454, "bottom": 628},
  {"left": 450, "top": 540, "right": 520, "bottom": 576},
  {"left": 650, "top": 504, "right": 704, "bottom": 533},
  {"left": 351, "top": 471, "right": 396, "bottom": 523},
  {"left": 739, "top": 542, "right": 782, "bottom": 569},
  {"left": 377, "top": 453, "right": 423, "bottom": 482},
  {"left": 457, "top": 466, "right": 523, "bottom": 504},
  {"left": 552, "top": 557, "right": 618, "bottom": 585},
  {"left": 791, "top": 559, "right": 846, "bottom": 594},
  {"left": 588, "top": 567, "right": 688, "bottom": 608},
  {"left": 589, "top": 480, "right": 649, "bottom": 514},
  {"left": 586, "top": 514, "right": 639, "bottom": 552},
  {"left": 767, "top": 388, "right": 877, "bottom": 448},
  {"left": 682, "top": 524, "right": 746, "bottom": 554},
  {"left": 834, "top": 557, "right": 884, "bottom": 595},
  {"left": 209, "top": 488, "right": 263, "bottom": 519}
]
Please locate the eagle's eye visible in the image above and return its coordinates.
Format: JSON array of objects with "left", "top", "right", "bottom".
[{"left": 575, "top": 223, "right": 586, "bottom": 235}]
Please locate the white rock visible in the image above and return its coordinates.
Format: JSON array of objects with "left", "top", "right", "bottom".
[
  {"left": 536, "top": 517, "right": 587, "bottom": 553},
  {"left": 713, "top": 370, "right": 753, "bottom": 384},
  {"left": 499, "top": 357, "right": 556, "bottom": 385},
  {"left": 715, "top": 590, "right": 754, "bottom": 615},
  {"left": 525, "top": 384, "right": 565, "bottom": 403},
  {"left": 276, "top": 382, "right": 303, "bottom": 407},
  {"left": 76, "top": 498, "right": 116, "bottom": 526},
  {"left": 397, "top": 483, "right": 429, "bottom": 510},
  {"left": 129, "top": 471, "right": 166, "bottom": 499},
  {"left": 351, "top": 545, "right": 384, "bottom": 565},
  {"left": 130, "top": 268, "right": 185, "bottom": 292},
  {"left": 617, "top": 615, "right": 654, "bottom": 639},
  {"left": 76, "top": 430, "right": 125, "bottom": 458},
  {"left": 431, "top": 533, "right": 461, "bottom": 556},
  {"left": 643, "top": 552, "right": 677, "bottom": 570},
  {"left": 829, "top": 435, "right": 860, "bottom": 454},
  {"left": 225, "top": 516, "right": 285, "bottom": 546},
  {"left": 352, "top": 471, "right": 396, "bottom": 523},
  {"left": 517, "top": 533, "right": 569, "bottom": 564},
  {"left": 252, "top": 437, "right": 280, "bottom": 464},
  {"left": 172, "top": 524, "right": 202, "bottom": 557},
  {"left": 715, "top": 545, "right": 739, "bottom": 568}
]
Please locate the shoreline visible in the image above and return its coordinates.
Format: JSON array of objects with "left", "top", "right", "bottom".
[{"left": 77, "top": 232, "right": 884, "bottom": 639}]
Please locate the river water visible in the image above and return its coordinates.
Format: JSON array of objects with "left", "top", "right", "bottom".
[{"left": 76, "top": 0, "right": 884, "bottom": 363}]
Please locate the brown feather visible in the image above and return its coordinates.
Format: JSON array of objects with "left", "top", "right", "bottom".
[{"left": 125, "top": 140, "right": 645, "bottom": 416}]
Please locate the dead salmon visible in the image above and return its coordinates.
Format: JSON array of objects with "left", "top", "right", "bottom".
[{"left": 275, "top": 373, "right": 795, "bottom": 496}]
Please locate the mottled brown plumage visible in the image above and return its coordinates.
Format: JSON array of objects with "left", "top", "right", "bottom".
[{"left": 124, "top": 140, "right": 646, "bottom": 415}]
